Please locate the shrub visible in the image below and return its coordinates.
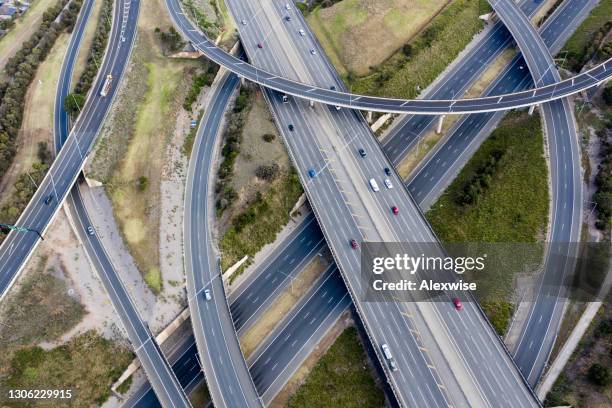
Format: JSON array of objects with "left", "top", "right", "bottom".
[
  {"left": 137, "top": 176, "right": 149, "bottom": 192},
  {"left": 587, "top": 363, "right": 609, "bottom": 386},
  {"left": 255, "top": 163, "right": 280, "bottom": 181},
  {"left": 156, "top": 26, "right": 185, "bottom": 53},
  {"left": 262, "top": 133, "right": 275, "bottom": 142}
]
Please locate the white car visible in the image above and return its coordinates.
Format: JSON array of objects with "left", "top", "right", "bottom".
[
  {"left": 369, "top": 178, "right": 380, "bottom": 192},
  {"left": 204, "top": 289, "right": 211, "bottom": 301},
  {"left": 241, "top": 19, "right": 246, "bottom": 25},
  {"left": 87, "top": 226, "right": 95, "bottom": 235},
  {"left": 299, "top": 29, "right": 305, "bottom": 36},
  {"left": 310, "top": 49, "right": 316, "bottom": 55},
  {"left": 384, "top": 178, "right": 393, "bottom": 189},
  {"left": 285, "top": 3, "right": 291, "bottom": 10}
]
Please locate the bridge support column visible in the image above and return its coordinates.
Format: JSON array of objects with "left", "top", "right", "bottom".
[
  {"left": 309, "top": 100, "right": 314, "bottom": 109},
  {"left": 528, "top": 104, "right": 536, "bottom": 115},
  {"left": 366, "top": 111, "right": 373, "bottom": 123},
  {"left": 436, "top": 115, "right": 445, "bottom": 134}
]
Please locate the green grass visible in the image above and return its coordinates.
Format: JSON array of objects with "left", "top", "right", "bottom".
[
  {"left": 427, "top": 112, "right": 549, "bottom": 333},
  {"left": 220, "top": 169, "right": 303, "bottom": 276},
  {"left": 286, "top": 327, "right": 384, "bottom": 408},
  {"left": 559, "top": 0, "right": 612, "bottom": 72},
  {"left": 345, "top": 0, "right": 485, "bottom": 99},
  {"left": 144, "top": 267, "right": 162, "bottom": 294},
  {"left": 427, "top": 112, "right": 548, "bottom": 242},
  {"left": 0, "top": 331, "right": 133, "bottom": 407}
]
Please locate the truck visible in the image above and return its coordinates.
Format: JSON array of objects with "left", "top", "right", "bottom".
[{"left": 100, "top": 74, "right": 113, "bottom": 97}]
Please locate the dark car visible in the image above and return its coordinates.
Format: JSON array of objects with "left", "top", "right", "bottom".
[
  {"left": 453, "top": 298, "right": 463, "bottom": 311},
  {"left": 330, "top": 85, "right": 336, "bottom": 91},
  {"left": 308, "top": 169, "right": 316, "bottom": 178},
  {"left": 350, "top": 239, "right": 359, "bottom": 249},
  {"left": 392, "top": 205, "right": 399, "bottom": 215},
  {"left": 44, "top": 194, "right": 54, "bottom": 205},
  {"left": 384, "top": 167, "right": 391, "bottom": 176},
  {"left": 257, "top": 43, "right": 263, "bottom": 49},
  {"left": 288, "top": 124, "right": 294, "bottom": 131},
  {"left": 358, "top": 148, "right": 366, "bottom": 157},
  {"left": 285, "top": 15, "right": 291, "bottom": 21}
]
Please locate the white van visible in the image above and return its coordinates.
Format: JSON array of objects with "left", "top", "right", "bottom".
[
  {"left": 369, "top": 178, "right": 380, "bottom": 192},
  {"left": 381, "top": 343, "right": 392, "bottom": 360}
]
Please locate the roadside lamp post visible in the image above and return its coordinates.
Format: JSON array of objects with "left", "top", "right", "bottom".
[{"left": 0, "top": 223, "right": 44, "bottom": 240}]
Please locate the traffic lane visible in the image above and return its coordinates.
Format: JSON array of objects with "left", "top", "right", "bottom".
[
  {"left": 0, "top": 0, "right": 138, "bottom": 299},
  {"left": 383, "top": 0, "right": 546, "bottom": 163},
  {"left": 408, "top": 0, "right": 595, "bottom": 207},
  {"left": 233, "top": 2, "right": 498, "bottom": 404},
  {"left": 248, "top": 267, "right": 345, "bottom": 394},
  {"left": 513, "top": 98, "right": 581, "bottom": 384},
  {"left": 127, "top": 269, "right": 350, "bottom": 408},
  {"left": 267, "top": 5, "right": 538, "bottom": 407},
  {"left": 490, "top": 0, "right": 560, "bottom": 85},
  {"left": 55, "top": 0, "right": 96, "bottom": 149},
  {"left": 185, "top": 68, "right": 260, "bottom": 408},
  {"left": 248, "top": 26, "right": 459, "bottom": 408},
  {"left": 69, "top": 187, "right": 192, "bottom": 407},
  {"left": 230, "top": 214, "right": 326, "bottom": 334},
  {"left": 164, "top": 0, "right": 609, "bottom": 115}
]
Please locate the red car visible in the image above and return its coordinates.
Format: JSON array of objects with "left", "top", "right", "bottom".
[
  {"left": 257, "top": 43, "right": 263, "bottom": 49},
  {"left": 391, "top": 206, "right": 399, "bottom": 215},
  {"left": 452, "top": 298, "right": 463, "bottom": 311},
  {"left": 350, "top": 239, "right": 359, "bottom": 249}
]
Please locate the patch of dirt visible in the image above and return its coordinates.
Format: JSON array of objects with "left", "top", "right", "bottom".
[{"left": 308, "top": 0, "right": 449, "bottom": 75}]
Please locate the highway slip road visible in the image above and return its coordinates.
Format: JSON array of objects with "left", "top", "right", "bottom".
[
  {"left": 490, "top": 0, "right": 582, "bottom": 386},
  {"left": 183, "top": 68, "right": 262, "bottom": 408},
  {"left": 383, "top": 0, "right": 546, "bottom": 164},
  {"left": 0, "top": 0, "right": 138, "bottom": 300},
  {"left": 164, "top": 0, "right": 609, "bottom": 115},
  {"left": 51, "top": 0, "right": 192, "bottom": 406}
]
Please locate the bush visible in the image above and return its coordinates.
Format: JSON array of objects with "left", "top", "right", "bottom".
[
  {"left": 156, "top": 26, "right": 185, "bottom": 53},
  {"left": 262, "top": 133, "right": 275, "bottom": 142},
  {"left": 587, "top": 363, "right": 609, "bottom": 386},
  {"left": 455, "top": 149, "right": 505, "bottom": 206},
  {"left": 137, "top": 176, "right": 149, "bottom": 192},
  {"left": 255, "top": 163, "right": 280, "bottom": 181},
  {"left": 603, "top": 84, "right": 612, "bottom": 106}
]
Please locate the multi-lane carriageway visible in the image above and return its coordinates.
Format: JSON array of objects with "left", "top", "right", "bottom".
[{"left": 0, "top": 0, "right": 608, "bottom": 407}]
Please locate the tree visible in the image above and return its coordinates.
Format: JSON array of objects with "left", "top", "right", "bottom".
[
  {"left": 64, "top": 93, "right": 85, "bottom": 116},
  {"left": 587, "top": 363, "right": 609, "bottom": 386},
  {"left": 603, "top": 84, "right": 612, "bottom": 106}
]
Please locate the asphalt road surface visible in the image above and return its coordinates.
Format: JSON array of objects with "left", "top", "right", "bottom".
[
  {"left": 490, "top": 0, "right": 583, "bottom": 386},
  {"left": 51, "top": 1, "right": 192, "bottom": 406},
  {"left": 218, "top": 1, "right": 541, "bottom": 406},
  {"left": 183, "top": 69, "right": 262, "bottom": 408},
  {"left": 164, "top": 0, "right": 608, "bottom": 114}
]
